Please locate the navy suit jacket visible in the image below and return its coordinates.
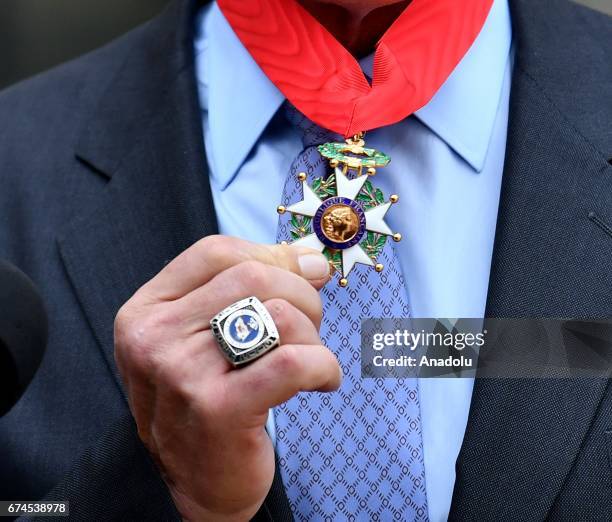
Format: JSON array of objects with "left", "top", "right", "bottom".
[{"left": 1, "top": 0, "right": 612, "bottom": 520}]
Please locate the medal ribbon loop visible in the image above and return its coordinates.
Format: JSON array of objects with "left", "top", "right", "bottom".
[{"left": 217, "top": 0, "right": 494, "bottom": 136}]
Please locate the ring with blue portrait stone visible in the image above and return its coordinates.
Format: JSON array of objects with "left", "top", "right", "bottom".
[{"left": 209, "top": 296, "right": 280, "bottom": 366}]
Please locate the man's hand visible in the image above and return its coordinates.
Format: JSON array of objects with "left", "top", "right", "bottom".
[{"left": 114, "top": 236, "right": 341, "bottom": 521}]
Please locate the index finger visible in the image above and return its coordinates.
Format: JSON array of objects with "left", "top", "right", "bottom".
[{"left": 139, "top": 235, "right": 331, "bottom": 301}]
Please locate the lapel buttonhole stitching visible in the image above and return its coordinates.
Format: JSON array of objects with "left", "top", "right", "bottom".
[
  {"left": 588, "top": 212, "right": 612, "bottom": 240},
  {"left": 605, "top": 430, "right": 612, "bottom": 485}
]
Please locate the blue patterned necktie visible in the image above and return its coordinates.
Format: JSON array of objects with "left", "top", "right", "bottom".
[{"left": 275, "top": 106, "right": 428, "bottom": 521}]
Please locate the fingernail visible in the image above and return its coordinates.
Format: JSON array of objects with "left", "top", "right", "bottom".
[{"left": 298, "top": 254, "right": 330, "bottom": 280}]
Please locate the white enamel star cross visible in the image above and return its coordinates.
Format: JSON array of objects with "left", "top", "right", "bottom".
[{"left": 282, "top": 167, "right": 400, "bottom": 285}]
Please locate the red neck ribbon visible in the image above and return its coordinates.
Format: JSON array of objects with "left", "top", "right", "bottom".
[{"left": 217, "top": 0, "right": 494, "bottom": 138}]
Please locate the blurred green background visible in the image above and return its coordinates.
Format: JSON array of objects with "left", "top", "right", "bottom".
[{"left": 0, "top": 0, "right": 610, "bottom": 90}]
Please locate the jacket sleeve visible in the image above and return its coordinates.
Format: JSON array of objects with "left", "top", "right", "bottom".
[
  {"left": 23, "top": 413, "right": 181, "bottom": 522},
  {"left": 21, "top": 413, "right": 294, "bottom": 522}
]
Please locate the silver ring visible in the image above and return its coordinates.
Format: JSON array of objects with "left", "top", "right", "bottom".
[{"left": 210, "top": 296, "right": 280, "bottom": 366}]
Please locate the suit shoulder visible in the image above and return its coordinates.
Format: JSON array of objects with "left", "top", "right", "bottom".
[
  {"left": 570, "top": 1, "right": 612, "bottom": 30},
  {"left": 564, "top": 1, "right": 612, "bottom": 64}
]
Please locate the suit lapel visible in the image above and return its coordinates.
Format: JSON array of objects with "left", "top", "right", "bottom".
[
  {"left": 450, "top": 0, "right": 612, "bottom": 519},
  {"left": 58, "top": 1, "right": 293, "bottom": 518},
  {"left": 59, "top": 0, "right": 218, "bottom": 389}
]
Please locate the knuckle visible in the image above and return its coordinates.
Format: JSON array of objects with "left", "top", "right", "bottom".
[
  {"left": 266, "top": 298, "right": 296, "bottom": 330},
  {"left": 272, "top": 345, "right": 303, "bottom": 376},
  {"left": 235, "top": 260, "right": 271, "bottom": 292},
  {"left": 114, "top": 304, "right": 131, "bottom": 339},
  {"left": 239, "top": 371, "right": 273, "bottom": 399},
  {"left": 201, "top": 379, "right": 233, "bottom": 417},
  {"left": 148, "top": 303, "right": 183, "bottom": 329},
  {"left": 114, "top": 311, "right": 169, "bottom": 371},
  {"left": 274, "top": 243, "right": 297, "bottom": 269},
  {"left": 198, "top": 234, "right": 228, "bottom": 251},
  {"left": 114, "top": 305, "right": 140, "bottom": 352},
  {"left": 198, "top": 235, "right": 233, "bottom": 265},
  {"left": 121, "top": 324, "right": 156, "bottom": 367},
  {"left": 114, "top": 298, "right": 139, "bottom": 331},
  {"left": 190, "top": 234, "right": 235, "bottom": 271}
]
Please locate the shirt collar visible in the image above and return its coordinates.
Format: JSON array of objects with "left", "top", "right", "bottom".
[
  {"left": 418, "top": 0, "right": 512, "bottom": 171},
  {"left": 195, "top": 2, "right": 285, "bottom": 189},
  {"left": 195, "top": 0, "right": 512, "bottom": 187}
]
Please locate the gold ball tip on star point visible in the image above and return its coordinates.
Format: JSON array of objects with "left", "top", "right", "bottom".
[
  {"left": 277, "top": 205, "right": 286, "bottom": 214},
  {"left": 392, "top": 233, "right": 402, "bottom": 242},
  {"left": 367, "top": 167, "right": 376, "bottom": 176},
  {"left": 330, "top": 159, "right": 339, "bottom": 168},
  {"left": 339, "top": 278, "right": 348, "bottom": 287},
  {"left": 375, "top": 263, "right": 384, "bottom": 272},
  {"left": 390, "top": 194, "right": 399, "bottom": 203},
  {"left": 297, "top": 172, "right": 307, "bottom": 181}
]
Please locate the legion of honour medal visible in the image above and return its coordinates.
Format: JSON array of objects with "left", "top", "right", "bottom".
[{"left": 278, "top": 133, "right": 401, "bottom": 287}]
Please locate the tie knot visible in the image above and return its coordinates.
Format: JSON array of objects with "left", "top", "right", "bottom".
[{"left": 283, "top": 101, "right": 342, "bottom": 148}]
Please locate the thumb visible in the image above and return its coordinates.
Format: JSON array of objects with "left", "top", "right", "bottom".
[{"left": 261, "top": 243, "right": 332, "bottom": 289}]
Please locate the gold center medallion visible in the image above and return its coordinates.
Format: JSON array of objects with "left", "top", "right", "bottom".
[{"left": 321, "top": 204, "right": 360, "bottom": 243}]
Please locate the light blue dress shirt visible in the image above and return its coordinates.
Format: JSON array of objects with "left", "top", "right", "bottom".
[{"left": 194, "top": 2, "right": 512, "bottom": 520}]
